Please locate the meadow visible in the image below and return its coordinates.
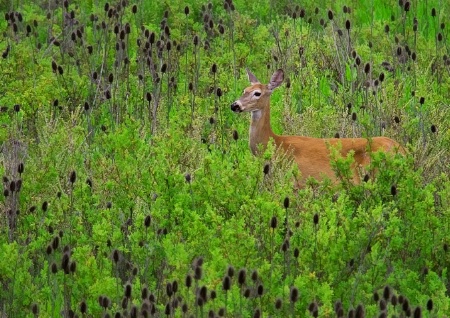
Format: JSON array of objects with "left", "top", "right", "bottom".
[{"left": 0, "top": 0, "right": 449, "bottom": 317}]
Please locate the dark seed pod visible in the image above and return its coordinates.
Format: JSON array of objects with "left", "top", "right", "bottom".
[
  {"left": 124, "top": 283, "right": 132, "bottom": 298},
  {"left": 413, "top": 307, "right": 422, "bottom": 318},
  {"left": 290, "top": 287, "right": 299, "bottom": 303},
  {"left": 275, "top": 298, "right": 282, "bottom": 309},
  {"left": 70, "top": 261, "right": 76, "bottom": 273},
  {"left": 257, "top": 284, "right": 263, "bottom": 296},
  {"left": 419, "top": 97, "right": 425, "bottom": 104},
  {"left": 391, "top": 185, "right": 397, "bottom": 196},
  {"left": 263, "top": 164, "right": 270, "bottom": 175},
  {"left": 251, "top": 270, "right": 258, "bottom": 282},
  {"left": 313, "top": 213, "right": 319, "bottom": 225},
  {"left": 80, "top": 301, "right": 87, "bottom": 314},
  {"left": 51, "top": 262, "right": 58, "bottom": 273},
  {"left": 185, "top": 274, "right": 192, "bottom": 288},
  {"left": 431, "top": 8, "right": 436, "bottom": 17},
  {"left": 31, "top": 303, "right": 39, "bottom": 315},
  {"left": 166, "top": 282, "right": 173, "bottom": 297},
  {"left": 284, "top": 197, "right": 289, "bottom": 208},
  {"left": 233, "top": 130, "right": 239, "bottom": 141},
  {"left": 328, "top": 10, "right": 333, "bottom": 20},
  {"left": 364, "top": 63, "right": 371, "bottom": 74},
  {"left": 238, "top": 268, "right": 246, "bottom": 286},
  {"left": 222, "top": 275, "right": 231, "bottom": 291},
  {"left": 404, "top": 1, "right": 410, "bottom": 11},
  {"left": 431, "top": 125, "right": 437, "bottom": 133},
  {"left": 69, "top": 171, "right": 76, "bottom": 184},
  {"left": 383, "top": 286, "right": 390, "bottom": 300},
  {"left": 112, "top": 249, "right": 119, "bottom": 263},
  {"left": 270, "top": 216, "right": 277, "bottom": 229},
  {"left": 194, "top": 266, "right": 203, "bottom": 280},
  {"left": 144, "top": 215, "right": 151, "bottom": 227},
  {"left": 391, "top": 295, "right": 398, "bottom": 306},
  {"left": 352, "top": 112, "right": 357, "bottom": 121},
  {"left": 426, "top": 299, "right": 433, "bottom": 311},
  {"left": 185, "top": 6, "right": 190, "bottom": 15}
]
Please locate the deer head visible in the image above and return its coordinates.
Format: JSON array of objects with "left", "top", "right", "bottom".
[{"left": 230, "top": 68, "right": 284, "bottom": 113}]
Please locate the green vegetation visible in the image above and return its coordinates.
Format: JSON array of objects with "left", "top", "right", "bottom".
[{"left": 0, "top": 0, "right": 449, "bottom": 317}]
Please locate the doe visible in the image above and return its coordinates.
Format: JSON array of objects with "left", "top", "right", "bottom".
[{"left": 231, "top": 68, "right": 404, "bottom": 185}]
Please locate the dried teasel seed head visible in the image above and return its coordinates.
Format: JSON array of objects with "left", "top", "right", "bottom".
[
  {"left": 391, "top": 185, "right": 397, "bottom": 196},
  {"left": 343, "top": 19, "right": 350, "bottom": 30},
  {"left": 328, "top": 10, "right": 333, "bottom": 20},
  {"left": 275, "top": 298, "right": 282, "bottom": 309},
  {"left": 69, "top": 170, "right": 76, "bottom": 184},
  {"left": 124, "top": 283, "right": 132, "bottom": 298},
  {"left": 194, "top": 266, "right": 202, "bottom": 280},
  {"left": 431, "top": 124, "right": 437, "bottom": 133},
  {"left": 379, "top": 299, "right": 387, "bottom": 311},
  {"left": 263, "top": 163, "right": 270, "bottom": 175},
  {"left": 257, "top": 284, "right": 264, "bottom": 296},
  {"left": 270, "top": 216, "right": 277, "bottom": 229},
  {"left": 144, "top": 215, "right": 151, "bottom": 227},
  {"left": 31, "top": 303, "right": 39, "bottom": 315},
  {"left": 251, "top": 270, "right": 258, "bottom": 282},
  {"left": 290, "top": 287, "right": 299, "bottom": 303},
  {"left": 426, "top": 299, "right": 433, "bottom": 311},
  {"left": 238, "top": 268, "right": 246, "bottom": 286},
  {"left": 227, "top": 265, "right": 235, "bottom": 277},
  {"left": 313, "top": 213, "right": 319, "bottom": 225},
  {"left": 80, "top": 301, "right": 87, "bottom": 313},
  {"left": 383, "top": 286, "right": 390, "bottom": 300},
  {"left": 392, "top": 294, "right": 398, "bottom": 306},
  {"left": 222, "top": 275, "right": 231, "bottom": 291},
  {"left": 166, "top": 282, "right": 173, "bottom": 297},
  {"left": 283, "top": 197, "right": 290, "bottom": 208},
  {"left": 112, "top": 249, "right": 120, "bottom": 263},
  {"left": 185, "top": 274, "right": 192, "bottom": 288},
  {"left": 232, "top": 130, "right": 239, "bottom": 141},
  {"left": 413, "top": 307, "right": 422, "bottom": 318}
]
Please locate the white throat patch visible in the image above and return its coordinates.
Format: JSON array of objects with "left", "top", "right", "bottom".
[{"left": 251, "top": 110, "right": 262, "bottom": 121}]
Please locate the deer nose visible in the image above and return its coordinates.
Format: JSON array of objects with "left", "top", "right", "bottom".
[{"left": 231, "top": 102, "right": 242, "bottom": 113}]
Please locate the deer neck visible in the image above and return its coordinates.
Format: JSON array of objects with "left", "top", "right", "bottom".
[{"left": 249, "top": 103, "right": 276, "bottom": 154}]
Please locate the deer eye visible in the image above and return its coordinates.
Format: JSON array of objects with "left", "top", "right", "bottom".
[{"left": 254, "top": 91, "right": 261, "bottom": 97}]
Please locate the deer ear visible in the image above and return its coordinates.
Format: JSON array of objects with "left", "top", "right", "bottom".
[
  {"left": 268, "top": 69, "right": 284, "bottom": 91},
  {"left": 246, "top": 68, "right": 260, "bottom": 85}
]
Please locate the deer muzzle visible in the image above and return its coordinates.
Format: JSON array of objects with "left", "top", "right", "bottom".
[{"left": 230, "top": 101, "right": 242, "bottom": 113}]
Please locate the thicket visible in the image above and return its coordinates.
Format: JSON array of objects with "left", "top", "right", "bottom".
[{"left": 0, "top": 0, "right": 449, "bottom": 317}]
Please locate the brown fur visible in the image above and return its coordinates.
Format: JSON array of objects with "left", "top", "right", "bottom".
[{"left": 231, "top": 69, "right": 404, "bottom": 186}]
